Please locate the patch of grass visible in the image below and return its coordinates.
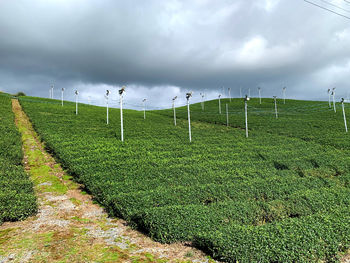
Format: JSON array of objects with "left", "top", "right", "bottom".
[
  {"left": 69, "top": 197, "right": 81, "bottom": 206},
  {"left": 71, "top": 216, "right": 90, "bottom": 223}
]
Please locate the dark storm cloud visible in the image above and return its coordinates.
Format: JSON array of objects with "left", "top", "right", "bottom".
[{"left": 1, "top": 0, "right": 350, "bottom": 107}]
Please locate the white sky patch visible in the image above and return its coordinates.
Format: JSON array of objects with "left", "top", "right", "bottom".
[
  {"left": 334, "top": 28, "right": 350, "bottom": 41},
  {"left": 255, "top": 0, "right": 280, "bottom": 12},
  {"left": 215, "top": 36, "right": 304, "bottom": 70},
  {"left": 67, "top": 82, "right": 226, "bottom": 110},
  {"left": 309, "top": 60, "right": 350, "bottom": 99},
  {"left": 237, "top": 36, "right": 267, "bottom": 64}
]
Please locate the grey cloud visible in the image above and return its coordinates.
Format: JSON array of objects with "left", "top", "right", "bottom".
[{"left": 1, "top": 0, "right": 350, "bottom": 107}]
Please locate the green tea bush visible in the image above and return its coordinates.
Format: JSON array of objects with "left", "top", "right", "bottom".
[
  {"left": 0, "top": 94, "right": 37, "bottom": 223},
  {"left": 19, "top": 96, "right": 350, "bottom": 262}
]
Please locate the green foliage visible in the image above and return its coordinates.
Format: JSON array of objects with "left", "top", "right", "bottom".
[
  {"left": 0, "top": 94, "right": 37, "bottom": 223},
  {"left": 14, "top": 92, "right": 26, "bottom": 97},
  {"left": 19, "top": 96, "right": 350, "bottom": 262}
]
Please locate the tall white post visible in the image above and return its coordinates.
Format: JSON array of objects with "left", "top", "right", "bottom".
[
  {"left": 61, "top": 88, "right": 64, "bottom": 106},
  {"left": 106, "top": 90, "right": 110, "bottom": 124},
  {"left": 244, "top": 95, "right": 250, "bottom": 138},
  {"left": 341, "top": 98, "right": 348, "bottom": 133},
  {"left": 173, "top": 96, "right": 177, "bottom": 126},
  {"left": 226, "top": 103, "right": 229, "bottom": 126},
  {"left": 283, "top": 87, "right": 286, "bottom": 104},
  {"left": 258, "top": 87, "right": 261, "bottom": 104},
  {"left": 332, "top": 88, "right": 336, "bottom": 112},
  {"left": 218, "top": 94, "right": 222, "bottom": 114},
  {"left": 228, "top": 88, "right": 231, "bottom": 102},
  {"left": 273, "top": 96, "right": 278, "bottom": 119},
  {"left": 200, "top": 93, "right": 205, "bottom": 111},
  {"left": 186, "top": 92, "right": 192, "bottom": 143},
  {"left": 328, "top": 89, "right": 331, "bottom": 108},
  {"left": 143, "top": 99, "right": 146, "bottom": 119},
  {"left": 51, "top": 85, "right": 54, "bottom": 99},
  {"left": 119, "top": 87, "right": 125, "bottom": 142},
  {"left": 75, "top": 90, "right": 78, "bottom": 115}
]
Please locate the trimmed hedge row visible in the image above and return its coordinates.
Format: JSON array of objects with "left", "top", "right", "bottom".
[
  {"left": 194, "top": 206, "right": 350, "bottom": 262},
  {"left": 133, "top": 187, "right": 350, "bottom": 243},
  {"left": 0, "top": 94, "right": 37, "bottom": 224},
  {"left": 19, "top": 96, "right": 350, "bottom": 262},
  {"left": 102, "top": 175, "right": 339, "bottom": 220}
]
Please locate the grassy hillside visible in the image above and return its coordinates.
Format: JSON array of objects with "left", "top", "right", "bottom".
[
  {"left": 19, "top": 96, "right": 350, "bottom": 262},
  {"left": 0, "top": 94, "right": 37, "bottom": 224}
]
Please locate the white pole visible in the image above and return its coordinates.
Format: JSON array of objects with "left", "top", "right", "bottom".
[
  {"left": 332, "top": 88, "right": 336, "bottom": 112},
  {"left": 228, "top": 88, "right": 231, "bottom": 102},
  {"left": 51, "top": 85, "right": 54, "bottom": 99},
  {"left": 200, "top": 93, "right": 204, "bottom": 111},
  {"left": 106, "top": 90, "right": 110, "bottom": 125},
  {"left": 283, "top": 87, "right": 286, "bottom": 104},
  {"left": 119, "top": 87, "right": 125, "bottom": 142},
  {"left": 328, "top": 89, "right": 331, "bottom": 108},
  {"left": 186, "top": 92, "right": 192, "bottom": 142},
  {"left": 218, "top": 95, "right": 222, "bottom": 114},
  {"left": 226, "top": 103, "right": 229, "bottom": 126},
  {"left": 341, "top": 98, "right": 348, "bottom": 133},
  {"left": 202, "top": 95, "right": 205, "bottom": 111},
  {"left": 244, "top": 95, "right": 250, "bottom": 138},
  {"left": 143, "top": 99, "right": 146, "bottom": 119},
  {"left": 75, "top": 90, "right": 78, "bottom": 115},
  {"left": 273, "top": 96, "right": 278, "bottom": 119},
  {"left": 61, "top": 88, "right": 64, "bottom": 106},
  {"left": 258, "top": 87, "right": 261, "bottom": 104},
  {"left": 172, "top": 96, "right": 177, "bottom": 126}
]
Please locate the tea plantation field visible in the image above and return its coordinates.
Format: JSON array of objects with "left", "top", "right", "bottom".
[
  {"left": 19, "top": 96, "right": 350, "bottom": 262},
  {"left": 0, "top": 94, "right": 37, "bottom": 225}
]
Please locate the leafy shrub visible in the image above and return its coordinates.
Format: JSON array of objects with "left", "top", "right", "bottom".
[
  {"left": 0, "top": 94, "right": 37, "bottom": 224},
  {"left": 19, "top": 96, "right": 350, "bottom": 262}
]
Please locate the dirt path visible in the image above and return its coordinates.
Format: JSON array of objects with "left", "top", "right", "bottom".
[{"left": 0, "top": 99, "right": 216, "bottom": 263}]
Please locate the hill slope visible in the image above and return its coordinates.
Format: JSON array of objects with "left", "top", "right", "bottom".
[{"left": 19, "top": 96, "right": 350, "bottom": 262}]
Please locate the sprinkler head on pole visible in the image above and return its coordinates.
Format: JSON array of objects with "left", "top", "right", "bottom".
[
  {"left": 142, "top": 98, "right": 146, "bottom": 102},
  {"left": 106, "top": 90, "right": 110, "bottom": 96},
  {"left": 186, "top": 92, "right": 193, "bottom": 100},
  {"left": 341, "top": 98, "right": 345, "bottom": 104},
  {"left": 244, "top": 95, "right": 250, "bottom": 101},
  {"left": 119, "top": 87, "right": 125, "bottom": 95},
  {"left": 75, "top": 90, "right": 79, "bottom": 95},
  {"left": 62, "top": 88, "right": 65, "bottom": 91},
  {"left": 172, "top": 96, "right": 177, "bottom": 101}
]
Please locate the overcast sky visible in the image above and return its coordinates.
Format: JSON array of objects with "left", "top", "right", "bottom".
[{"left": 1, "top": 0, "right": 350, "bottom": 109}]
